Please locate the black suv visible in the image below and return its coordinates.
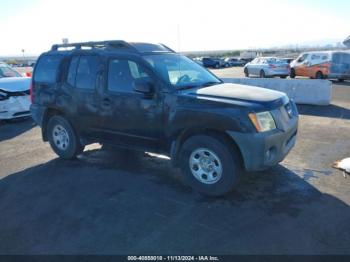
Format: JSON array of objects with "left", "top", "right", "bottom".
[{"left": 30, "top": 40, "right": 298, "bottom": 196}]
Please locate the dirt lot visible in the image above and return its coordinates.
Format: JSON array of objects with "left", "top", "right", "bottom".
[{"left": 0, "top": 73, "right": 349, "bottom": 255}]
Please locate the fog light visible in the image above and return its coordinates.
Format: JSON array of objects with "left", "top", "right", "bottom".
[{"left": 265, "top": 147, "right": 276, "bottom": 161}]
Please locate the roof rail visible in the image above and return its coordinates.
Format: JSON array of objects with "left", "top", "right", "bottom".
[
  {"left": 160, "top": 43, "right": 175, "bottom": 53},
  {"left": 51, "top": 40, "right": 138, "bottom": 52}
]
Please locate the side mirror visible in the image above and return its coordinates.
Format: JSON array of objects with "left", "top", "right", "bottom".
[{"left": 134, "top": 79, "right": 154, "bottom": 97}]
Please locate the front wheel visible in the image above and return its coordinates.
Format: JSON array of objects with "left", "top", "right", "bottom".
[
  {"left": 260, "top": 70, "right": 266, "bottom": 78},
  {"left": 244, "top": 68, "right": 249, "bottom": 77},
  {"left": 316, "top": 71, "right": 324, "bottom": 79},
  {"left": 180, "top": 135, "right": 241, "bottom": 196},
  {"left": 47, "top": 115, "right": 84, "bottom": 159},
  {"left": 290, "top": 69, "right": 296, "bottom": 78}
]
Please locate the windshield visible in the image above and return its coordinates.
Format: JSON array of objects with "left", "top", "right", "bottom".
[
  {"left": 0, "top": 65, "right": 22, "bottom": 78},
  {"left": 144, "top": 54, "right": 221, "bottom": 89}
]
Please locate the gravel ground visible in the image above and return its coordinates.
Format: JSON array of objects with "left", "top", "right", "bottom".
[{"left": 0, "top": 73, "right": 349, "bottom": 255}]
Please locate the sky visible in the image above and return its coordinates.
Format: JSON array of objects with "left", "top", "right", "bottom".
[{"left": 0, "top": 0, "right": 349, "bottom": 56}]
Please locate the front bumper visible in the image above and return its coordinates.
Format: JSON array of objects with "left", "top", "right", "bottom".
[
  {"left": 227, "top": 102, "right": 298, "bottom": 171},
  {"left": 0, "top": 95, "right": 31, "bottom": 120}
]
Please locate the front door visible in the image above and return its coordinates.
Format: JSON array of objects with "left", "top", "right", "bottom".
[
  {"left": 294, "top": 53, "right": 309, "bottom": 77},
  {"left": 98, "top": 57, "right": 163, "bottom": 150}
]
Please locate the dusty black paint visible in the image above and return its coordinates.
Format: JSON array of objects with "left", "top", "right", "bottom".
[{"left": 30, "top": 42, "right": 298, "bottom": 171}]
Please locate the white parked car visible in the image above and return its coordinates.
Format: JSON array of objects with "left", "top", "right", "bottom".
[{"left": 0, "top": 63, "right": 31, "bottom": 120}]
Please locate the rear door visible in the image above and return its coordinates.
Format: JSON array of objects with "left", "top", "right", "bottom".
[{"left": 64, "top": 54, "right": 102, "bottom": 135}]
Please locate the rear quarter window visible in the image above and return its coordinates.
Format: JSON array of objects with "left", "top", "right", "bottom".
[{"left": 34, "top": 55, "right": 63, "bottom": 83}]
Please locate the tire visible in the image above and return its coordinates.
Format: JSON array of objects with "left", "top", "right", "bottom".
[
  {"left": 260, "top": 70, "right": 266, "bottom": 78},
  {"left": 244, "top": 68, "right": 249, "bottom": 77},
  {"left": 180, "top": 135, "right": 242, "bottom": 196},
  {"left": 280, "top": 76, "right": 287, "bottom": 79},
  {"left": 215, "top": 64, "right": 220, "bottom": 69},
  {"left": 290, "top": 69, "right": 296, "bottom": 78},
  {"left": 338, "top": 79, "right": 345, "bottom": 82},
  {"left": 316, "top": 71, "right": 324, "bottom": 79},
  {"left": 47, "top": 115, "right": 84, "bottom": 159}
]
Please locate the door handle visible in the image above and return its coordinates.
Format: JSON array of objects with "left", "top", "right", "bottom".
[{"left": 102, "top": 98, "right": 111, "bottom": 107}]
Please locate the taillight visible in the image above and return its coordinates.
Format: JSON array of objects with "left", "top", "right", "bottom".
[
  {"left": 26, "top": 72, "right": 32, "bottom": 77},
  {"left": 30, "top": 82, "right": 34, "bottom": 103}
]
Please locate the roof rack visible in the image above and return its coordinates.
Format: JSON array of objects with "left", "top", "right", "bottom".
[{"left": 51, "top": 40, "right": 138, "bottom": 52}]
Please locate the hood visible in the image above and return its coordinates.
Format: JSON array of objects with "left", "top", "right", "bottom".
[
  {"left": 0, "top": 77, "right": 31, "bottom": 92},
  {"left": 182, "top": 83, "right": 288, "bottom": 109}
]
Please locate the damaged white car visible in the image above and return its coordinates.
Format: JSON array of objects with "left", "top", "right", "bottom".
[{"left": 0, "top": 64, "right": 31, "bottom": 119}]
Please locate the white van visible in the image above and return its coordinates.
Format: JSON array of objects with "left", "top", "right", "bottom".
[{"left": 290, "top": 51, "right": 350, "bottom": 81}]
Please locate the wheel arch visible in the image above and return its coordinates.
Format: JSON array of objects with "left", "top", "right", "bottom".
[
  {"left": 170, "top": 127, "right": 244, "bottom": 169},
  {"left": 42, "top": 108, "right": 68, "bottom": 141}
]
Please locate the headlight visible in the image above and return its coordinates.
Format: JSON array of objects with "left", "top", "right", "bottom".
[{"left": 248, "top": 111, "right": 276, "bottom": 132}]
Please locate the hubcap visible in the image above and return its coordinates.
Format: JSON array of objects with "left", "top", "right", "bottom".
[
  {"left": 52, "top": 124, "right": 70, "bottom": 151},
  {"left": 189, "top": 148, "right": 223, "bottom": 184}
]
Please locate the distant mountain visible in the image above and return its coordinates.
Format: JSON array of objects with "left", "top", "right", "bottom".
[{"left": 292, "top": 38, "right": 344, "bottom": 48}]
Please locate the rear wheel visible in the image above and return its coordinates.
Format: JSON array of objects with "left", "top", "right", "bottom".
[
  {"left": 260, "top": 70, "right": 266, "bottom": 78},
  {"left": 316, "top": 71, "right": 324, "bottom": 79},
  {"left": 180, "top": 135, "right": 242, "bottom": 196},
  {"left": 290, "top": 68, "right": 296, "bottom": 78},
  {"left": 338, "top": 79, "right": 345, "bottom": 82},
  {"left": 47, "top": 115, "right": 84, "bottom": 159},
  {"left": 280, "top": 76, "right": 287, "bottom": 79},
  {"left": 244, "top": 68, "right": 249, "bottom": 77},
  {"left": 215, "top": 63, "right": 220, "bottom": 69}
]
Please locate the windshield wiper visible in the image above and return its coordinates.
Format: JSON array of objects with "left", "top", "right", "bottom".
[
  {"left": 176, "top": 85, "right": 200, "bottom": 90},
  {"left": 200, "top": 81, "right": 221, "bottom": 87},
  {"left": 176, "top": 81, "right": 221, "bottom": 90}
]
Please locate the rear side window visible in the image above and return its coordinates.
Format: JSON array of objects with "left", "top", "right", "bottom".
[
  {"left": 67, "top": 56, "right": 79, "bottom": 86},
  {"left": 75, "top": 56, "right": 99, "bottom": 90},
  {"left": 311, "top": 54, "right": 321, "bottom": 60},
  {"left": 34, "top": 55, "right": 62, "bottom": 83}
]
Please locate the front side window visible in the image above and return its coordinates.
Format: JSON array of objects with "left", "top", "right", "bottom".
[
  {"left": 75, "top": 56, "right": 99, "bottom": 90},
  {"left": 0, "top": 65, "right": 22, "bottom": 78},
  {"left": 108, "top": 59, "right": 151, "bottom": 92},
  {"left": 297, "top": 54, "right": 308, "bottom": 63},
  {"left": 34, "top": 55, "right": 62, "bottom": 83},
  {"left": 144, "top": 54, "right": 221, "bottom": 89}
]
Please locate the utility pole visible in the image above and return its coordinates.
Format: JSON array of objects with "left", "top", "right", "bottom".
[{"left": 21, "top": 49, "right": 25, "bottom": 64}]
